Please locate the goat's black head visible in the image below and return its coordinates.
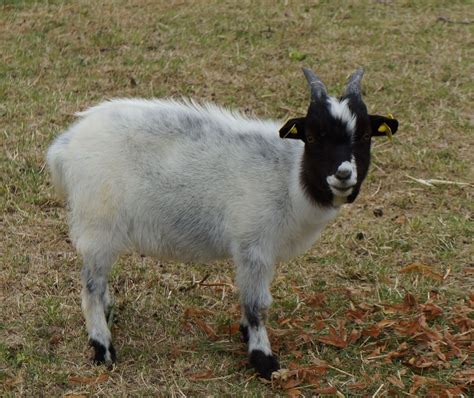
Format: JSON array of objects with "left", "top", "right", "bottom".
[{"left": 280, "top": 67, "right": 399, "bottom": 207}]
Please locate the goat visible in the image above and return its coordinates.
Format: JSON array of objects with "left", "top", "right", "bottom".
[{"left": 47, "top": 68, "right": 398, "bottom": 379}]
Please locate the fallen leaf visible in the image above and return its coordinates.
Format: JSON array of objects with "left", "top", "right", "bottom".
[
  {"left": 346, "top": 308, "right": 368, "bottom": 323},
  {"left": 348, "top": 329, "right": 362, "bottom": 344},
  {"left": 348, "top": 382, "right": 367, "bottom": 390},
  {"left": 362, "top": 325, "right": 382, "bottom": 337},
  {"left": 306, "top": 293, "right": 326, "bottom": 308},
  {"left": 420, "top": 303, "right": 443, "bottom": 319},
  {"left": 407, "top": 356, "right": 434, "bottom": 369},
  {"left": 228, "top": 323, "right": 240, "bottom": 335},
  {"left": 387, "top": 375, "right": 405, "bottom": 389},
  {"left": 282, "top": 377, "right": 303, "bottom": 390},
  {"left": 377, "top": 319, "right": 396, "bottom": 329},
  {"left": 184, "top": 307, "right": 213, "bottom": 319},
  {"left": 313, "top": 386, "right": 337, "bottom": 394},
  {"left": 286, "top": 388, "right": 302, "bottom": 397},
  {"left": 394, "top": 318, "right": 421, "bottom": 336},
  {"left": 49, "top": 334, "right": 62, "bottom": 345},
  {"left": 193, "top": 319, "right": 218, "bottom": 340},
  {"left": 399, "top": 263, "right": 444, "bottom": 281},
  {"left": 316, "top": 326, "right": 348, "bottom": 348},
  {"left": 314, "top": 319, "right": 325, "bottom": 331},
  {"left": 187, "top": 370, "right": 214, "bottom": 380},
  {"left": 68, "top": 373, "right": 109, "bottom": 385},
  {"left": 409, "top": 375, "right": 438, "bottom": 394},
  {"left": 451, "top": 368, "right": 474, "bottom": 384}
]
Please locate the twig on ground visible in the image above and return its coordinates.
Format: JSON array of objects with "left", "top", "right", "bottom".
[
  {"left": 406, "top": 175, "right": 472, "bottom": 187},
  {"left": 326, "top": 364, "right": 355, "bottom": 378},
  {"left": 180, "top": 273, "right": 211, "bottom": 291},
  {"left": 372, "top": 383, "right": 384, "bottom": 397}
]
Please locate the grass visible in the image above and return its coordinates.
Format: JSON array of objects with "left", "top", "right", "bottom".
[{"left": 1, "top": 0, "right": 473, "bottom": 396}]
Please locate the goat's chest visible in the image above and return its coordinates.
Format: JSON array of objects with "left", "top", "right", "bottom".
[{"left": 276, "top": 207, "right": 339, "bottom": 262}]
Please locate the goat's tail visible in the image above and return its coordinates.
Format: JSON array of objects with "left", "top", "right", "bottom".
[{"left": 46, "top": 134, "right": 71, "bottom": 201}]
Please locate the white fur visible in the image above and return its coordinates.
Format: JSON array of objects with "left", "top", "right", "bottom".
[
  {"left": 326, "top": 156, "right": 358, "bottom": 202},
  {"left": 47, "top": 98, "right": 340, "bottom": 362},
  {"left": 248, "top": 326, "right": 272, "bottom": 355},
  {"left": 327, "top": 97, "right": 357, "bottom": 134}
]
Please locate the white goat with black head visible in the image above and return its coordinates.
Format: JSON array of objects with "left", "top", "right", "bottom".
[{"left": 47, "top": 68, "right": 398, "bottom": 379}]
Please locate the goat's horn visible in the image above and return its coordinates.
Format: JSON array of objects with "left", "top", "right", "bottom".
[
  {"left": 344, "top": 68, "right": 364, "bottom": 97},
  {"left": 303, "top": 67, "right": 327, "bottom": 101}
]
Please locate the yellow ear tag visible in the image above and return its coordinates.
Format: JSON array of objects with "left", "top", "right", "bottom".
[
  {"left": 281, "top": 122, "right": 298, "bottom": 138},
  {"left": 289, "top": 125, "right": 298, "bottom": 135},
  {"left": 378, "top": 122, "right": 393, "bottom": 142}
]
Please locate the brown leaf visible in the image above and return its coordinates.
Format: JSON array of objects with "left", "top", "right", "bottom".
[
  {"left": 348, "top": 329, "right": 362, "bottom": 344},
  {"left": 451, "top": 368, "right": 474, "bottom": 384},
  {"left": 404, "top": 292, "right": 418, "bottom": 308},
  {"left": 409, "top": 375, "right": 438, "bottom": 394},
  {"left": 68, "top": 373, "right": 109, "bottom": 385},
  {"left": 317, "top": 335, "right": 347, "bottom": 348},
  {"left": 348, "top": 382, "right": 367, "bottom": 390},
  {"left": 394, "top": 318, "right": 421, "bottom": 336},
  {"left": 64, "top": 395, "right": 88, "bottom": 398},
  {"left": 286, "top": 388, "right": 302, "bottom": 397},
  {"left": 49, "top": 334, "right": 62, "bottom": 345},
  {"left": 187, "top": 370, "right": 214, "bottom": 380},
  {"left": 426, "top": 385, "right": 466, "bottom": 397},
  {"left": 184, "top": 307, "right": 213, "bottom": 319},
  {"left": 387, "top": 375, "right": 405, "bottom": 389},
  {"left": 420, "top": 303, "right": 443, "bottom": 319},
  {"left": 377, "top": 319, "right": 396, "bottom": 329},
  {"left": 429, "top": 341, "right": 447, "bottom": 361},
  {"left": 316, "top": 326, "right": 348, "bottom": 348},
  {"left": 399, "top": 263, "right": 444, "bottom": 281},
  {"left": 362, "top": 325, "right": 382, "bottom": 337},
  {"left": 443, "top": 331, "right": 463, "bottom": 357},
  {"left": 346, "top": 308, "right": 368, "bottom": 323},
  {"left": 468, "top": 293, "right": 474, "bottom": 308},
  {"left": 306, "top": 293, "right": 326, "bottom": 308},
  {"left": 193, "top": 319, "right": 218, "bottom": 340},
  {"left": 228, "top": 322, "right": 241, "bottom": 335},
  {"left": 383, "top": 294, "right": 417, "bottom": 314},
  {"left": 418, "top": 315, "right": 443, "bottom": 341},
  {"left": 451, "top": 316, "right": 474, "bottom": 333},
  {"left": 313, "top": 386, "right": 337, "bottom": 394},
  {"left": 282, "top": 377, "right": 303, "bottom": 390},
  {"left": 314, "top": 319, "right": 325, "bottom": 331},
  {"left": 407, "top": 356, "right": 434, "bottom": 369}
]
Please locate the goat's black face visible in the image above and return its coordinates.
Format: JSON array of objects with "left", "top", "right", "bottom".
[{"left": 279, "top": 68, "right": 399, "bottom": 207}]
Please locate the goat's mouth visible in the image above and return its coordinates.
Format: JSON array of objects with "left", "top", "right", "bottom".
[{"left": 329, "top": 184, "right": 355, "bottom": 196}]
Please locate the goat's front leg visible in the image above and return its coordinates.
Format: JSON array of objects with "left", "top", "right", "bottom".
[{"left": 235, "top": 250, "right": 279, "bottom": 379}]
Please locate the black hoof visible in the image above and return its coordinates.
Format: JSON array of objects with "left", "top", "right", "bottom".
[
  {"left": 249, "top": 350, "right": 280, "bottom": 380},
  {"left": 239, "top": 324, "right": 249, "bottom": 343},
  {"left": 90, "top": 339, "right": 116, "bottom": 364}
]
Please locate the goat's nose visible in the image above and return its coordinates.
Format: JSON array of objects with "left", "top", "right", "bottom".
[{"left": 335, "top": 168, "right": 352, "bottom": 180}]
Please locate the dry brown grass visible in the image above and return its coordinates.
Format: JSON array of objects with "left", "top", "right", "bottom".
[{"left": 1, "top": 0, "right": 473, "bottom": 396}]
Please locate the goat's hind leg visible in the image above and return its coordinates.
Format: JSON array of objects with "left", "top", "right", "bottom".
[{"left": 80, "top": 249, "right": 117, "bottom": 364}]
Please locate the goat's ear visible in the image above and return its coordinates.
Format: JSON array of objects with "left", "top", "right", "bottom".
[
  {"left": 369, "top": 114, "right": 399, "bottom": 137},
  {"left": 279, "top": 117, "right": 306, "bottom": 140}
]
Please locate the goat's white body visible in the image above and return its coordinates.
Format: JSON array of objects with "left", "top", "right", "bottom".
[
  {"left": 48, "top": 99, "right": 338, "bottom": 264},
  {"left": 47, "top": 98, "right": 339, "bottom": 370}
]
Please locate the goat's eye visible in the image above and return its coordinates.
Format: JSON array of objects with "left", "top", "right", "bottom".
[{"left": 362, "top": 132, "right": 371, "bottom": 141}]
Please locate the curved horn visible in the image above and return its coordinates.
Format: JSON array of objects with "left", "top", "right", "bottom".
[
  {"left": 303, "top": 67, "right": 327, "bottom": 101},
  {"left": 344, "top": 67, "right": 364, "bottom": 98}
]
